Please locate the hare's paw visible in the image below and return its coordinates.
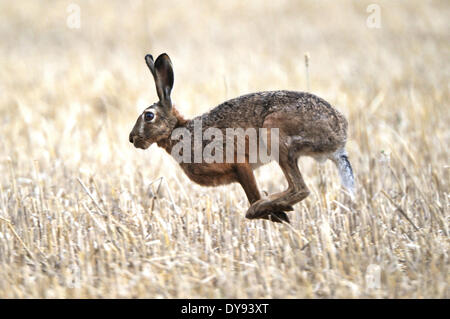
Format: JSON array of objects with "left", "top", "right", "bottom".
[
  {"left": 246, "top": 199, "right": 271, "bottom": 219},
  {"left": 246, "top": 199, "right": 293, "bottom": 222},
  {"left": 263, "top": 211, "right": 290, "bottom": 224}
]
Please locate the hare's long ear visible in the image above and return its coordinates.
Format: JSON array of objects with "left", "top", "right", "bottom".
[{"left": 145, "top": 53, "right": 174, "bottom": 109}]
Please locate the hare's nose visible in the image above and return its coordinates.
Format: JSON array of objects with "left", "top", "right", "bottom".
[{"left": 129, "top": 133, "right": 135, "bottom": 143}]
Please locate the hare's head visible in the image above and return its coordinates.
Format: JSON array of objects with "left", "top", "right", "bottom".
[{"left": 129, "top": 53, "right": 178, "bottom": 149}]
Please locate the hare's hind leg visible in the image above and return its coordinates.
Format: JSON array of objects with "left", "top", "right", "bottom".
[
  {"left": 245, "top": 147, "right": 310, "bottom": 222},
  {"left": 235, "top": 164, "right": 290, "bottom": 223}
]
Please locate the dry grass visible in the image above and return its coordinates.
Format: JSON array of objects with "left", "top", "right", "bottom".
[{"left": 0, "top": 0, "right": 448, "bottom": 298}]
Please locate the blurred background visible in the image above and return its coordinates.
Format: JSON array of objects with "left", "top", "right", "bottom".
[
  {"left": 0, "top": 0, "right": 448, "bottom": 298},
  {"left": 0, "top": 1, "right": 448, "bottom": 177}
]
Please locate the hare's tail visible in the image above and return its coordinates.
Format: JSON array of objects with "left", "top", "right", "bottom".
[{"left": 331, "top": 148, "right": 355, "bottom": 197}]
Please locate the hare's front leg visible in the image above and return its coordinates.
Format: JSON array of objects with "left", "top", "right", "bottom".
[{"left": 235, "top": 164, "right": 290, "bottom": 223}]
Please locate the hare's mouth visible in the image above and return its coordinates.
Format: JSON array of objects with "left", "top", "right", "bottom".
[{"left": 133, "top": 138, "right": 150, "bottom": 150}]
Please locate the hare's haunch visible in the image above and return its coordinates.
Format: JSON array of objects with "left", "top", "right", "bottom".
[{"left": 129, "top": 53, "right": 355, "bottom": 223}]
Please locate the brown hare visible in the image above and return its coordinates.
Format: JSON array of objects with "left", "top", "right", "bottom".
[{"left": 129, "top": 53, "right": 354, "bottom": 223}]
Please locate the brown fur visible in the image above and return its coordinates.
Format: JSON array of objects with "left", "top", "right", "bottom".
[{"left": 129, "top": 53, "right": 354, "bottom": 223}]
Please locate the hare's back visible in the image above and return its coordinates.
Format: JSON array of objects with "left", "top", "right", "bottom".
[{"left": 194, "top": 90, "right": 345, "bottom": 131}]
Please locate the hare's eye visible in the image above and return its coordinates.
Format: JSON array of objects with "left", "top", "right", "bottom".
[{"left": 144, "top": 112, "right": 155, "bottom": 122}]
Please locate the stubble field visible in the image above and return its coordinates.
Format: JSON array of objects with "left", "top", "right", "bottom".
[{"left": 0, "top": 0, "right": 448, "bottom": 298}]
